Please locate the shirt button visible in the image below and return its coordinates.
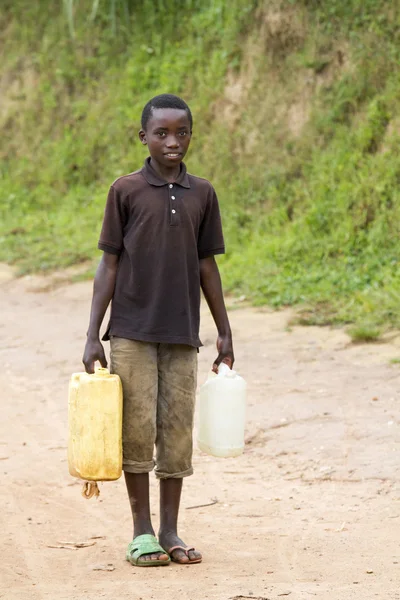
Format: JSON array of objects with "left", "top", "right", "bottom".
[
  {"left": 171, "top": 196, "right": 175, "bottom": 200},
  {"left": 172, "top": 209, "right": 176, "bottom": 214},
  {"left": 169, "top": 184, "right": 173, "bottom": 188}
]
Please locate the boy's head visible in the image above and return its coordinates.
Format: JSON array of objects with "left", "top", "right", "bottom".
[
  {"left": 139, "top": 94, "right": 193, "bottom": 166},
  {"left": 141, "top": 94, "right": 193, "bottom": 131}
]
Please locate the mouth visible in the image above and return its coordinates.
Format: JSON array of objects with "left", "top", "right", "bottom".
[{"left": 164, "top": 153, "right": 181, "bottom": 159}]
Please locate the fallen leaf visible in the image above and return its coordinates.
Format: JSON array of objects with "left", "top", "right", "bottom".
[
  {"left": 47, "top": 545, "right": 77, "bottom": 551},
  {"left": 230, "top": 596, "right": 270, "bottom": 600},
  {"left": 59, "top": 541, "right": 97, "bottom": 548},
  {"left": 92, "top": 564, "right": 115, "bottom": 572},
  {"left": 48, "top": 540, "right": 97, "bottom": 550}
]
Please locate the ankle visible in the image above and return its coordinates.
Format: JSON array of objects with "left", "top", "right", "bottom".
[
  {"left": 134, "top": 523, "right": 155, "bottom": 539},
  {"left": 159, "top": 528, "right": 178, "bottom": 538}
]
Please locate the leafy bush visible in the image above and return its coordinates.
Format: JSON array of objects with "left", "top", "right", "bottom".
[{"left": 1, "top": 0, "right": 400, "bottom": 330}]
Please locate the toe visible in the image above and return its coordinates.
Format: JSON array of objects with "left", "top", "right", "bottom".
[
  {"left": 152, "top": 552, "right": 169, "bottom": 562},
  {"left": 171, "top": 549, "right": 189, "bottom": 563},
  {"left": 188, "top": 549, "right": 202, "bottom": 562},
  {"left": 139, "top": 554, "right": 150, "bottom": 563},
  {"left": 138, "top": 552, "right": 169, "bottom": 564}
]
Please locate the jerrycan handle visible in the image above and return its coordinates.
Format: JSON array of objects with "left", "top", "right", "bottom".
[{"left": 217, "top": 362, "right": 236, "bottom": 378}]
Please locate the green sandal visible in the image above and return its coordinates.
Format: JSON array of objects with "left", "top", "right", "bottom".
[{"left": 126, "top": 534, "right": 171, "bottom": 567}]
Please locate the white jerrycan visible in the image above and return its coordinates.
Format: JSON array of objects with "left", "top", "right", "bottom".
[{"left": 198, "top": 362, "right": 247, "bottom": 458}]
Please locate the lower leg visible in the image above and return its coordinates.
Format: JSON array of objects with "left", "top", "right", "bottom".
[
  {"left": 124, "top": 472, "right": 168, "bottom": 563},
  {"left": 125, "top": 472, "right": 154, "bottom": 538},
  {"left": 159, "top": 477, "right": 182, "bottom": 534},
  {"left": 158, "top": 478, "right": 202, "bottom": 563}
]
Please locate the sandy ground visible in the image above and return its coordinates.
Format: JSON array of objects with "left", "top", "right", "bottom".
[{"left": 0, "top": 264, "right": 399, "bottom": 600}]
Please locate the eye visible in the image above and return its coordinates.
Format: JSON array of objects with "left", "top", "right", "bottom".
[
  {"left": 157, "top": 132, "right": 166, "bottom": 138},
  {"left": 178, "top": 131, "right": 187, "bottom": 136}
]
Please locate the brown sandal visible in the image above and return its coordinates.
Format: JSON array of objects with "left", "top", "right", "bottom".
[{"left": 167, "top": 545, "right": 202, "bottom": 564}]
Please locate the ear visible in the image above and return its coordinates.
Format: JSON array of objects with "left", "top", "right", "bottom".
[{"left": 139, "top": 129, "right": 147, "bottom": 145}]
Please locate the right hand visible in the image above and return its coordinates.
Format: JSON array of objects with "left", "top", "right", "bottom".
[
  {"left": 212, "top": 334, "right": 234, "bottom": 374},
  {"left": 82, "top": 337, "right": 108, "bottom": 374}
]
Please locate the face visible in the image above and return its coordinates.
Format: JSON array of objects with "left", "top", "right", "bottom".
[{"left": 139, "top": 108, "right": 192, "bottom": 166}]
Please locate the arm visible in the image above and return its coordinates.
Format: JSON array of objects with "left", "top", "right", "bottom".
[
  {"left": 82, "top": 251, "right": 119, "bottom": 374},
  {"left": 199, "top": 255, "right": 234, "bottom": 372}
]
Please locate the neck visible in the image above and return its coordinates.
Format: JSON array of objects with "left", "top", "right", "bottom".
[{"left": 149, "top": 157, "right": 181, "bottom": 183}]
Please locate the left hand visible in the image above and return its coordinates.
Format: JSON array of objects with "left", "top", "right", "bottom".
[{"left": 212, "top": 334, "right": 234, "bottom": 373}]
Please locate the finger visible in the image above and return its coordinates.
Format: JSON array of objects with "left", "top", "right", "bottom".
[
  {"left": 99, "top": 354, "right": 108, "bottom": 368},
  {"left": 212, "top": 353, "right": 224, "bottom": 373},
  {"left": 222, "top": 357, "right": 233, "bottom": 368},
  {"left": 213, "top": 354, "right": 234, "bottom": 372},
  {"left": 83, "top": 361, "right": 95, "bottom": 374},
  {"left": 82, "top": 353, "right": 95, "bottom": 374}
]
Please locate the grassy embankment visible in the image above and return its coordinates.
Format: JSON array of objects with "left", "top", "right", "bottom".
[{"left": 1, "top": 1, "right": 400, "bottom": 339}]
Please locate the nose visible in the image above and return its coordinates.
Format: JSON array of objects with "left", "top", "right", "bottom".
[{"left": 166, "top": 135, "right": 179, "bottom": 148}]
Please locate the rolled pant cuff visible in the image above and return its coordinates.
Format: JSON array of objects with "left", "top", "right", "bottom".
[
  {"left": 123, "top": 459, "right": 155, "bottom": 474},
  {"left": 155, "top": 467, "right": 194, "bottom": 480}
]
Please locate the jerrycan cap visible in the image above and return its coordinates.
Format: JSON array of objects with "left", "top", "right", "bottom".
[{"left": 95, "top": 367, "right": 110, "bottom": 376}]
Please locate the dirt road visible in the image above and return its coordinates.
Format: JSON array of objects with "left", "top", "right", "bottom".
[{"left": 0, "top": 266, "right": 399, "bottom": 600}]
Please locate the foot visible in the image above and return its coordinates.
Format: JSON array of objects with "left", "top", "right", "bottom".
[
  {"left": 136, "top": 549, "right": 169, "bottom": 564},
  {"left": 158, "top": 531, "right": 202, "bottom": 564},
  {"left": 128, "top": 533, "right": 169, "bottom": 565}
]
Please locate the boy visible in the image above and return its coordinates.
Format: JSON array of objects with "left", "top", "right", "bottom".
[{"left": 82, "top": 94, "right": 234, "bottom": 566}]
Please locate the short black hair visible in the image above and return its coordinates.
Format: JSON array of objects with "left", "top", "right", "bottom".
[{"left": 141, "top": 94, "right": 193, "bottom": 131}]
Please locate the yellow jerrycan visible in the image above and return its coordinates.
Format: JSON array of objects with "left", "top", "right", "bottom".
[{"left": 68, "top": 367, "right": 123, "bottom": 484}]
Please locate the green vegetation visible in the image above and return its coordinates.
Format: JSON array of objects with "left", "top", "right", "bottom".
[
  {"left": 347, "top": 324, "right": 381, "bottom": 343},
  {"left": 1, "top": 0, "right": 400, "bottom": 332}
]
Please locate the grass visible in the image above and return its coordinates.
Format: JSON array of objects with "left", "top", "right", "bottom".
[
  {"left": 347, "top": 325, "right": 381, "bottom": 343},
  {"left": 1, "top": 0, "right": 400, "bottom": 332}
]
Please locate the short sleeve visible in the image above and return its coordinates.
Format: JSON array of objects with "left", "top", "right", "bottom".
[
  {"left": 98, "top": 185, "right": 125, "bottom": 255},
  {"left": 197, "top": 185, "right": 225, "bottom": 259}
]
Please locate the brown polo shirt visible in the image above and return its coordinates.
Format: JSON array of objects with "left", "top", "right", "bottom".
[{"left": 98, "top": 158, "right": 225, "bottom": 347}]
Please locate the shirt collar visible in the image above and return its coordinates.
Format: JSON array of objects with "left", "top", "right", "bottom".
[{"left": 141, "top": 157, "right": 191, "bottom": 189}]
